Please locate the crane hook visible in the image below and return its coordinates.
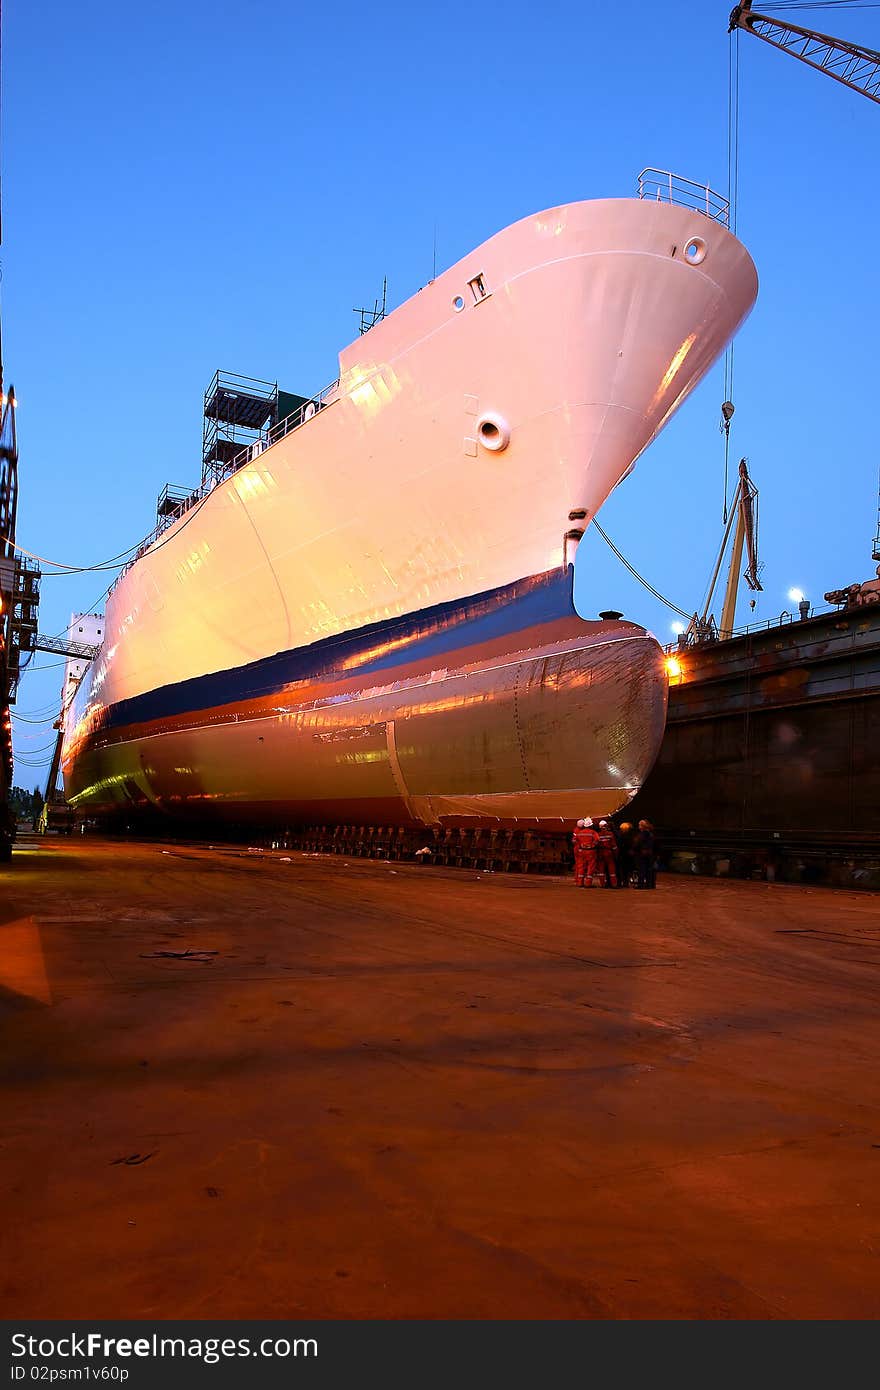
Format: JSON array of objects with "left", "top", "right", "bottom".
[{"left": 721, "top": 401, "right": 735, "bottom": 523}]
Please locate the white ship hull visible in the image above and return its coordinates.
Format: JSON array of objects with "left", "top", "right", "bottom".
[{"left": 63, "top": 195, "right": 757, "bottom": 826}]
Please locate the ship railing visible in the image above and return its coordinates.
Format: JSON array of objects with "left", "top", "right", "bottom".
[
  {"left": 265, "top": 378, "right": 339, "bottom": 452},
  {"left": 637, "top": 169, "right": 730, "bottom": 227},
  {"left": 666, "top": 612, "right": 794, "bottom": 653},
  {"left": 206, "top": 375, "right": 340, "bottom": 483},
  {"left": 110, "top": 377, "right": 340, "bottom": 591},
  {"left": 663, "top": 601, "right": 851, "bottom": 653}
]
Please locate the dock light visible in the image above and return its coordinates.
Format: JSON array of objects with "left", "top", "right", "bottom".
[
  {"left": 788, "top": 587, "right": 804, "bottom": 604},
  {"left": 665, "top": 655, "right": 683, "bottom": 681}
]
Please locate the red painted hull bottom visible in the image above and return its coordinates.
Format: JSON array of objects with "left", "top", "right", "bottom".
[{"left": 65, "top": 568, "right": 668, "bottom": 829}]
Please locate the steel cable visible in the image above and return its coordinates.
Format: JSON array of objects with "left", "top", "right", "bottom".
[{"left": 589, "top": 520, "right": 692, "bottom": 620}]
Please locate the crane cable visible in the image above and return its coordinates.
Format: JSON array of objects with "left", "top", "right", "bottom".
[
  {"left": 590, "top": 520, "right": 692, "bottom": 620},
  {"left": 14, "top": 489, "right": 215, "bottom": 661},
  {"left": 721, "top": 21, "right": 742, "bottom": 525},
  {"left": 0, "top": 533, "right": 144, "bottom": 573},
  {"left": 0, "top": 478, "right": 212, "bottom": 580},
  {"left": 727, "top": 22, "right": 740, "bottom": 240}
]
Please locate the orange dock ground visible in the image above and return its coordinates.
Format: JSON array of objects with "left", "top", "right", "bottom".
[{"left": 1, "top": 835, "right": 878, "bottom": 1320}]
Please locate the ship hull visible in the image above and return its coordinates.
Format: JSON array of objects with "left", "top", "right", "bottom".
[
  {"left": 63, "top": 194, "right": 755, "bottom": 826},
  {"left": 64, "top": 568, "right": 667, "bottom": 826}
]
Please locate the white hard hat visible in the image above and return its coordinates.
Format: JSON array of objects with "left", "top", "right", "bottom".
[
  {"left": 583, "top": 817, "right": 593, "bottom": 827},
  {"left": 599, "top": 819, "right": 608, "bottom": 827}
]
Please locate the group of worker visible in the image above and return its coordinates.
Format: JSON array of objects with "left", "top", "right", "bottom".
[{"left": 571, "top": 817, "right": 657, "bottom": 889}]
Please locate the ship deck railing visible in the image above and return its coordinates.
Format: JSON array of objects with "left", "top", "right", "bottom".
[
  {"left": 111, "top": 376, "right": 340, "bottom": 589},
  {"left": 664, "top": 601, "right": 852, "bottom": 653},
  {"left": 637, "top": 169, "right": 730, "bottom": 227}
]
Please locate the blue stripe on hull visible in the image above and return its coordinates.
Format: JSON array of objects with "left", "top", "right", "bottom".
[
  {"left": 100, "top": 566, "right": 580, "bottom": 735},
  {"left": 65, "top": 566, "right": 669, "bottom": 827}
]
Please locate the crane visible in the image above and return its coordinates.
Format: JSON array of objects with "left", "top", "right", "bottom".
[
  {"left": 729, "top": 3, "right": 880, "bottom": 104},
  {"left": 730, "top": 1, "right": 880, "bottom": 564},
  {"left": 682, "top": 458, "right": 762, "bottom": 645},
  {"left": 719, "top": 458, "right": 762, "bottom": 637}
]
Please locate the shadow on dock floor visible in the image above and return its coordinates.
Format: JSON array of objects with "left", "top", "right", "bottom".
[{"left": 1, "top": 836, "right": 879, "bottom": 1319}]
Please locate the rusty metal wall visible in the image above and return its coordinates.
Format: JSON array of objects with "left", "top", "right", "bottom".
[
  {"left": 636, "top": 695, "right": 880, "bottom": 836},
  {"left": 630, "top": 605, "right": 880, "bottom": 847}
]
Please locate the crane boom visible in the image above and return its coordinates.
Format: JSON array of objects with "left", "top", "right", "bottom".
[
  {"left": 720, "top": 459, "right": 762, "bottom": 639},
  {"left": 729, "top": 2, "right": 880, "bottom": 104}
]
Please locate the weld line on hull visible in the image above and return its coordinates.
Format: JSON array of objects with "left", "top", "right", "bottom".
[{"left": 75, "top": 631, "right": 657, "bottom": 755}]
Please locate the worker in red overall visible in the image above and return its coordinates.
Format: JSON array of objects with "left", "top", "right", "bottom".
[
  {"left": 596, "top": 820, "right": 619, "bottom": 888},
  {"left": 572, "top": 818, "right": 600, "bottom": 887}
]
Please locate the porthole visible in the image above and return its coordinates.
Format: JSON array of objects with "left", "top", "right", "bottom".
[
  {"left": 452, "top": 295, "right": 465, "bottom": 312},
  {"left": 684, "top": 237, "right": 707, "bottom": 266},
  {"left": 476, "top": 413, "right": 510, "bottom": 452}
]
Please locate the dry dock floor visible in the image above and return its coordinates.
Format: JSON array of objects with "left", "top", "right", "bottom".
[{"left": 1, "top": 835, "right": 879, "bottom": 1320}]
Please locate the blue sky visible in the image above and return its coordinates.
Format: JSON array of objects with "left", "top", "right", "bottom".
[{"left": 4, "top": 0, "right": 880, "bottom": 787}]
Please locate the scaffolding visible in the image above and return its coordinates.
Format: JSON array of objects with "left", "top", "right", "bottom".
[
  {"left": 202, "top": 371, "right": 278, "bottom": 487},
  {"left": 0, "top": 554, "right": 40, "bottom": 706},
  {"left": 0, "top": 392, "right": 40, "bottom": 712},
  {"left": 156, "top": 482, "right": 199, "bottom": 529},
  {"left": 200, "top": 371, "right": 313, "bottom": 487}
]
